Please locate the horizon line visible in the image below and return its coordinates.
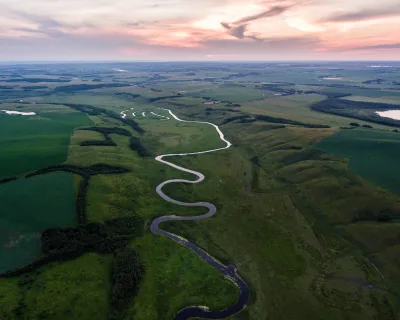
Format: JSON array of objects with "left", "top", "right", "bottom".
[{"left": 1, "top": 59, "right": 400, "bottom": 65}]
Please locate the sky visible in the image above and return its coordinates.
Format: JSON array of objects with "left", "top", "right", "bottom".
[{"left": 0, "top": 0, "right": 399, "bottom": 61}]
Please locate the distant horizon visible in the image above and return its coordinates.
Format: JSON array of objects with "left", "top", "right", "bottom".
[{"left": 1, "top": 59, "right": 400, "bottom": 65}]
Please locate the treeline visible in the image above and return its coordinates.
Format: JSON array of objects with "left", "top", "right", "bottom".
[
  {"left": 255, "top": 83, "right": 352, "bottom": 98},
  {"left": 4, "top": 78, "right": 70, "bottom": 83},
  {"left": 115, "top": 92, "right": 140, "bottom": 99},
  {"left": 53, "top": 83, "right": 127, "bottom": 93},
  {"left": 1, "top": 216, "right": 144, "bottom": 278},
  {"left": 221, "top": 114, "right": 330, "bottom": 128},
  {"left": 148, "top": 94, "right": 183, "bottom": 102},
  {"left": 306, "top": 83, "right": 363, "bottom": 89},
  {"left": 302, "top": 91, "right": 352, "bottom": 99},
  {"left": 26, "top": 163, "right": 130, "bottom": 179},
  {"left": 79, "top": 127, "right": 132, "bottom": 147},
  {"left": 205, "top": 107, "right": 240, "bottom": 113},
  {"left": 58, "top": 103, "right": 145, "bottom": 134},
  {"left": 21, "top": 85, "right": 48, "bottom": 90},
  {"left": 362, "top": 79, "right": 385, "bottom": 84},
  {"left": 221, "top": 115, "right": 249, "bottom": 125},
  {"left": 256, "top": 84, "right": 296, "bottom": 96},
  {"left": 130, "top": 137, "right": 151, "bottom": 157},
  {"left": 254, "top": 114, "right": 330, "bottom": 128},
  {"left": 81, "top": 127, "right": 132, "bottom": 137},
  {"left": 109, "top": 248, "right": 145, "bottom": 320},
  {"left": 81, "top": 140, "right": 117, "bottom": 147},
  {"left": 311, "top": 99, "right": 400, "bottom": 128},
  {"left": 0, "top": 176, "right": 17, "bottom": 184}
]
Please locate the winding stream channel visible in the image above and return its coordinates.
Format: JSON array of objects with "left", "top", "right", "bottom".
[{"left": 150, "top": 108, "right": 249, "bottom": 319}]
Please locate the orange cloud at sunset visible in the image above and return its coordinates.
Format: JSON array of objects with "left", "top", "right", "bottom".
[{"left": 0, "top": 0, "right": 399, "bottom": 60}]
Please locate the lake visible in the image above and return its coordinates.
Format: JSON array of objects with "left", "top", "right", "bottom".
[{"left": 376, "top": 110, "right": 400, "bottom": 121}]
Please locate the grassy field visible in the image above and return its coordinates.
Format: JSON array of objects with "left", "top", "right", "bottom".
[
  {"left": 155, "top": 101, "right": 400, "bottom": 319},
  {"left": 186, "top": 84, "right": 265, "bottom": 102},
  {"left": 8, "top": 253, "right": 113, "bottom": 320},
  {"left": 0, "top": 106, "right": 91, "bottom": 178},
  {"left": 317, "top": 128, "right": 400, "bottom": 194},
  {"left": 0, "top": 172, "right": 76, "bottom": 273},
  {"left": 2, "top": 62, "right": 400, "bottom": 320},
  {"left": 62, "top": 108, "right": 240, "bottom": 319}
]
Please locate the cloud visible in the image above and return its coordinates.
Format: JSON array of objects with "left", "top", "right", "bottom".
[
  {"left": 220, "top": 2, "right": 296, "bottom": 40},
  {"left": 5, "top": 10, "right": 70, "bottom": 38},
  {"left": 322, "top": 5, "right": 400, "bottom": 23},
  {"left": 352, "top": 43, "right": 400, "bottom": 50},
  {"left": 229, "top": 24, "right": 247, "bottom": 39},
  {"left": 220, "top": 22, "right": 232, "bottom": 30},
  {"left": 234, "top": 5, "right": 293, "bottom": 24},
  {"left": 221, "top": 22, "right": 253, "bottom": 40}
]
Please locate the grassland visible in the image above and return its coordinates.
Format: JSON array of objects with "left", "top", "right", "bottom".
[
  {"left": 153, "top": 99, "right": 400, "bottom": 319},
  {"left": 2, "top": 62, "right": 400, "bottom": 320},
  {"left": 64, "top": 110, "right": 239, "bottom": 319},
  {"left": 0, "top": 172, "right": 76, "bottom": 273},
  {"left": 13, "top": 253, "right": 113, "bottom": 320}
]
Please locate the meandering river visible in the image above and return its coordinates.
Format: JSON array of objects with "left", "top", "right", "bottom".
[{"left": 150, "top": 108, "right": 249, "bottom": 319}]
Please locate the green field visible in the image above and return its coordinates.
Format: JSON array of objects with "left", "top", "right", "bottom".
[
  {"left": 0, "top": 172, "right": 76, "bottom": 273},
  {"left": 0, "top": 253, "right": 113, "bottom": 320},
  {"left": 317, "top": 129, "right": 400, "bottom": 194},
  {"left": 2, "top": 62, "right": 400, "bottom": 320},
  {"left": 0, "top": 110, "right": 91, "bottom": 178}
]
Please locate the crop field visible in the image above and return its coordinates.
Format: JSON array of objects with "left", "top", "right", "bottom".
[
  {"left": 317, "top": 128, "right": 400, "bottom": 194},
  {"left": 0, "top": 105, "right": 91, "bottom": 178},
  {"left": 0, "top": 172, "right": 76, "bottom": 273},
  {"left": 1, "top": 62, "right": 400, "bottom": 320}
]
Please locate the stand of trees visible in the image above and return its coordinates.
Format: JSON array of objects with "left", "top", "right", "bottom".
[
  {"left": 4, "top": 78, "right": 70, "bottom": 83},
  {"left": 26, "top": 163, "right": 130, "bottom": 179},
  {"left": 41, "top": 216, "right": 144, "bottom": 256},
  {"left": 221, "top": 114, "right": 330, "bottom": 128},
  {"left": 129, "top": 137, "right": 151, "bottom": 157},
  {"left": 109, "top": 248, "right": 145, "bottom": 320},
  {"left": 115, "top": 92, "right": 140, "bottom": 99},
  {"left": 41, "top": 223, "right": 129, "bottom": 255},
  {"left": 148, "top": 95, "right": 183, "bottom": 102},
  {"left": 0, "top": 216, "right": 144, "bottom": 278},
  {"left": 21, "top": 85, "right": 48, "bottom": 90},
  {"left": 80, "top": 140, "right": 117, "bottom": 147},
  {"left": 53, "top": 83, "right": 127, "bottom": 93}
]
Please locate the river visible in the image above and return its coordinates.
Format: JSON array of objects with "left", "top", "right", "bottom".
[{"left": 150, "top": 108, "right": 249, "bottom": 320}]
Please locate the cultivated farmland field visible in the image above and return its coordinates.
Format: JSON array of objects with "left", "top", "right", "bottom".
[
  {"left": 317, "top": 129, "right": 400, "bottom": 194},
  {"left": 0, "top": 106, "right": 91, "bottom": 178},
  {"left": 0, "top": 172, "right": 76, "bottom": 273}
]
